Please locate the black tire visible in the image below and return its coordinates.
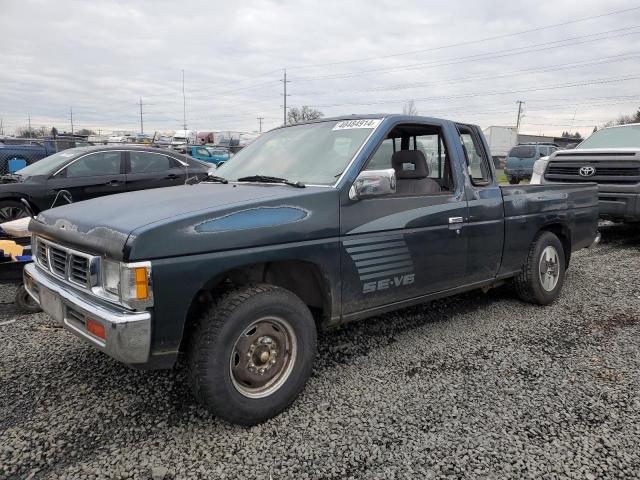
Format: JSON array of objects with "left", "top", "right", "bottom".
[
  {"left": 0, "top": 199, "right": 30, "bottom": 223},
  {"left": 186, "top": 284, "right": 317, "bottom": 425},
  {"left": 514, "top": 231, "right": 566, "bottom": 305},
  {"left": 508, "top": 177, "right": 520, "bottom": 185},
  {"left": 15, "top": 284, "right": 42, "bottom": 313}
]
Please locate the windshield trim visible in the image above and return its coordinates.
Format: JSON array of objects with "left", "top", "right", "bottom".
[{"left": 331, "top": 118, "right": 385, "bottom": 188}]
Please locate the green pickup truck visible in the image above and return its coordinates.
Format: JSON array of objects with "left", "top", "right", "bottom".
[{"left": 24, "top": 115, "right": 599, "bottom": 425}]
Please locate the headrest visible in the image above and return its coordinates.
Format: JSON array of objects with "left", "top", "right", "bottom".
[{"left": 391, "top": 150, "right": 428, "bottom": 179}]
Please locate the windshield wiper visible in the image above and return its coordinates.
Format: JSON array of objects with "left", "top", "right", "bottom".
[
  {"left": 237, "top": 175, "right": 305, "bottom": 188},
  {"left": 205, "top": 175, "right": 229, "bottom": 184}
]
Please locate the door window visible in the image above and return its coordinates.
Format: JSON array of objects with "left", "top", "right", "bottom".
[
  {"left": 458, "top": 128, "right": 491, "bottom": 185},
  {"left": 195, "top": 147, "right": 211, "bottom": 157},
  {"left": 65, "top": 151, "right": 121, "bottom": 177},
  {"left": 130, "top": 151, "right": 172, "bottom": 173},
  {"left": 364, "top": 124, "right": 453, "bottom": 194}
]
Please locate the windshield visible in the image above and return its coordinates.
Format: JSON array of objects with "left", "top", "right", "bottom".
[
  {"left": 16, "top": 147, "right": 92, "bottom": 176},
  {"left": 508, "top": 145, "right": 536, "bottom": 158},
  {"left": 215, "top": 119, "right": 380, "bottom": 185},
  {"left": 578, "top": 124, "right": 640, "bottom": 149}
]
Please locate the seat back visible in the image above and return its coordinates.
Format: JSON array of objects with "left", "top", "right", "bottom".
[{"left": 391, "top": 150, "right": 440, "bottom": 194}]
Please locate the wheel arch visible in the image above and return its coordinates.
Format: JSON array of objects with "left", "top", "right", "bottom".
[
  {"left": 179, "top": 259, "right": 334, "bottom": 353},
  {"left": 538, "top": 222, "right": 571, "bottom": 266}
]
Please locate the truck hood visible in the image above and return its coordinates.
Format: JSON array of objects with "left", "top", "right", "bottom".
[{"left": 30, "top": 183, "right": 340, "bottom": 260}]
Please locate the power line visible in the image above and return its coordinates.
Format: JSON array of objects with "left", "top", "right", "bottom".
[
  {"left": 292, "top": 51, "right": 640, "bottom": 98},
  {"left": 293, "top": 25, "right": 640, "bottom": 82},
  {"left": 285, "top": 5, "right": 640, "bottom": 71},
  {"left": 306, "top": 73, "right": 640, "bottom": 109}
]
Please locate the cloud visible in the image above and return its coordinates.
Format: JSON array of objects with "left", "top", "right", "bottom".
[{"left": 0, "top": 0, "right": 638, "bottom": 137}]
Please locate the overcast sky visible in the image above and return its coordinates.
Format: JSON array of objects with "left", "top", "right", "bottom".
[{"left": 1, "top": 0, "right": 639, "bottom": 137}]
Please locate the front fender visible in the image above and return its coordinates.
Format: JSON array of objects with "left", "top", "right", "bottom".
[{"left": 148, "top": 237, "right": 342, "bottom": 363}]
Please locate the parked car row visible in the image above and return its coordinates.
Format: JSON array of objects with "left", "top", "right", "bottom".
[{"left": 0, "top": 145, "right": 212, "bottom": 222}]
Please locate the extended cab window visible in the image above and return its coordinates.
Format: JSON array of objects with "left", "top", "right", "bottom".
[
  {"left": 458, "top": 127, "right": 491, "bottom": 186},
  {"left": 65, "top": 151, "right": 121, "bottom": 177},
  {"left": 130, "top": 151, "right": 172, "bottom": 173},
  {"left": 365, "top": 124, "right": 452, "bottom": 195}
]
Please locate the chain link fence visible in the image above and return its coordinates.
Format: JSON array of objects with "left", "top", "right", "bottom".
[{"left": 0, "top": 138, "right": 87, "bottom": 175}]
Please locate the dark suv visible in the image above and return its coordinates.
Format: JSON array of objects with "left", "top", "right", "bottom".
[{"left": 505, "top": 143, "right": 559, "bottom": 184}]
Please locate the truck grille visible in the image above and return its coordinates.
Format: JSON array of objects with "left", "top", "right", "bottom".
[
  {"left": 34, "top": 237, "right": 98, "bottom": 288},
  {"left": 545, "top": 159, "right": 640, "bottom": 185}
]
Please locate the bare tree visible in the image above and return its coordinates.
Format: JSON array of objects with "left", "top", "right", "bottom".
[
  {"left": 602, "top": 107, "right": 640, "bottom": 127},
  {"left": 402, "top": 100, "right": 418, "bottom": 116},
  {"left": 76, "top": 128, "right": 96, "bottom": 136},
  {"left": 16, "top": 125, "right": 49, "bottom": 138},
  {"left": 287, "top": 106, "right": 324, "bottom": 124}
]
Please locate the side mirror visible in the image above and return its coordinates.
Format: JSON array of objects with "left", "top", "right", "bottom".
[
  {"left": 349, "top": 169, "right": 396, "bottom": 201},
  {"left": 216, "top": 161, "right": 226, "bottom": 168}
]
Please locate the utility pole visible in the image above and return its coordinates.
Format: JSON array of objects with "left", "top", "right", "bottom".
[
  {"left": 182, "top": 69, "right": 187, "bottom": 130},
  {"left": 0, "top": 118, "right": 3, "bottom": 136},
  {"left": 257, "top": 116, "right": 264, "bottom": 132},
  {"left": 139, "top": 97, "right": 144, "bottom": 134},
  {"left": 280, "top": 69, "right": 291, "bottom": 126},
  {"left": 515, "top": 100, "right": 525, "bottom": 134},
  {"left": 28, "top": 113, "right": 32, "bottom": 138},
  {"left": 70, "top": 107, "right": 74, "bottom": 134}
]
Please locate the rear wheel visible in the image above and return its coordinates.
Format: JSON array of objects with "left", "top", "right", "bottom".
[
  {"left": 508, "top": 177, "right": 520, "bottom": 185},
  {"left": 0, "top": 200, "right": 29, "bottom": 223},
  {"left": 186, "top": 284, "right": 317, "bottom": 425},
  {"left": 514, "top": 231, "right": 565, "bottom": 305}
]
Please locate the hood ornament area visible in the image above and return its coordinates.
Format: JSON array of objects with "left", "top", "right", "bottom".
[{"left": 579, "top": 166, "right": 596, "bottom": 177}]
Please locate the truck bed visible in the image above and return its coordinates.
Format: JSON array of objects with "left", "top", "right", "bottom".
[{"left": 498, "top": 183, "right": 599, "bottom": 276}]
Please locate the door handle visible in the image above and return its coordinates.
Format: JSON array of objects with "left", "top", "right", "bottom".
[
  {"left": 165, "top": 174, "right": 179, "bottom": 180},
  {"left": 105, "top": 180, "right": 121, "bottom": 186},
  {"left": 449, "top": 216, "right": 464, "bottom": 234}
]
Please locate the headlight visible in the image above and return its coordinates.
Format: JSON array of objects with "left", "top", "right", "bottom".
[
  {"left": 533, "top": 156, "right": 549, "bottom": 176},
  {"left": 101, "top": 259, "right": 153, "bottom": 309}
]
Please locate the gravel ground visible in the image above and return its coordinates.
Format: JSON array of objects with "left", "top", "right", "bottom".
[{"left": 1, "top": 223, "right": 639, "bottom": 479}]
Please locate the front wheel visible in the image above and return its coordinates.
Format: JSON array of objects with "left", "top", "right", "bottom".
[
  {"left": 15, "top": 284, "right": 42, "bottom": 313},
  {"left": 514, "top": 231, "right": 566, "bottom": 305},
  {"left": 0, "top": 200, "right": 30, "bottom": 223},
  {"left": 186, "top": 284, "right": 317, "bottom": 425},
  {"left": 508, "top": 177, "right": 520, "bottom": 185}
]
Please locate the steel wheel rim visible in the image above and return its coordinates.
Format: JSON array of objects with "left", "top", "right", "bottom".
[
  {"left": 0, "top": 205, "right": 28, "bottom": 222},
  {"left": 229, "top": 316, "right": 297, "bottom": 399},
  {"left": 539, "top": 245, "right": 560, "bottom": 292}
]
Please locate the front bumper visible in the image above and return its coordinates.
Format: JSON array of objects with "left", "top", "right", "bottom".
[
  {"left": 505, "top": 168, "right": 533, "bottom": 179},
  {"left": 24, "top": 263, "right": 151, "bottom": 364},
  {"left": 597, "top": 192, "right": 640, "bottom": 221}
]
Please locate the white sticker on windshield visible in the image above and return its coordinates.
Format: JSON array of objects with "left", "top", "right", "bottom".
[{"left": 333, "top": 119, "right": 382, "bottom": 130}]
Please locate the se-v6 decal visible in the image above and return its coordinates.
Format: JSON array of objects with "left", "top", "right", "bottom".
[{"left": 343, "top": 234, "right": 415, "bottom": 293}]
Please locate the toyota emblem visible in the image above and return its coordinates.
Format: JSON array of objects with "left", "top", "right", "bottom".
[{"left": 579, "top": 166, "right": 595, "bottom": 177}]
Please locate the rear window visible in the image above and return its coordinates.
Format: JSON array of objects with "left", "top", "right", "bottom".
[{"left": 508, "top": 146, "right": 536, "bottom": 158}]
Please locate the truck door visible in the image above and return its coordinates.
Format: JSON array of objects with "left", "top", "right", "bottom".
[
  {"left": 340, "top": 121, "right": 469, "bottom": 315},
  {"left": 456, "top": 124, "right": 504, "bottom": 283}
]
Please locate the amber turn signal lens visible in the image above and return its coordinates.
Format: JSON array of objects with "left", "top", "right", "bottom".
[
  {"left": 134, "top": 267, "right": 149, "bottom": 300},
  {"left": 86, "top": 318, "right": 106, "bottom": 340}
]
